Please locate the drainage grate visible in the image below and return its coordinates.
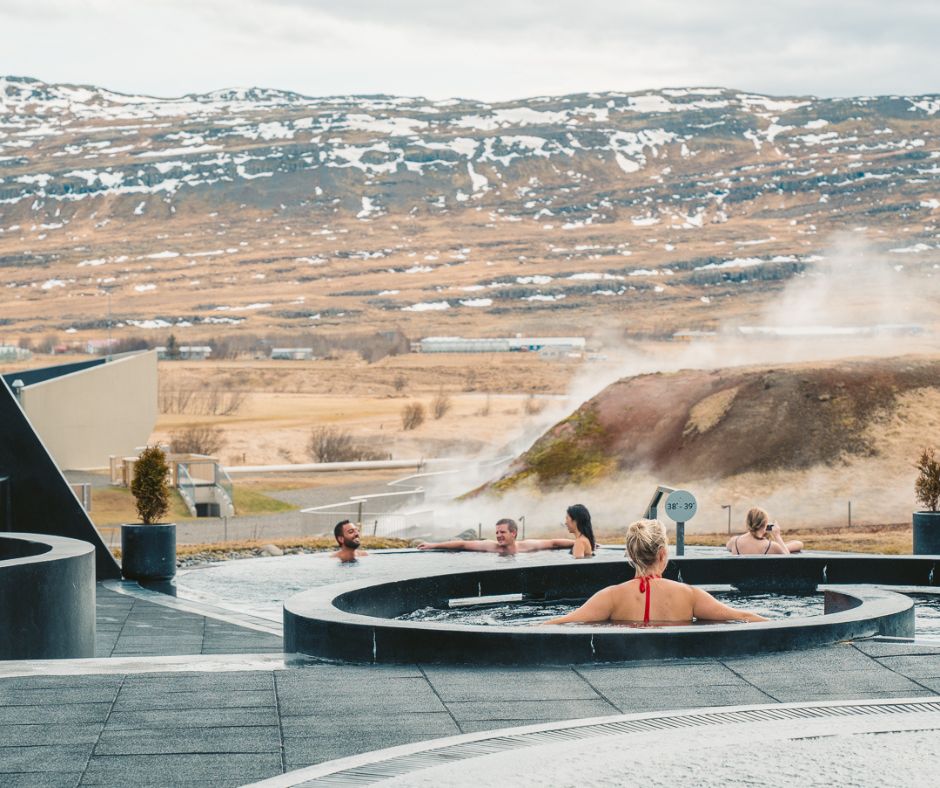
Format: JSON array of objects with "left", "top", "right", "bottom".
[{"left": 281, "top": 700, "right": 940, "bottom": 787}]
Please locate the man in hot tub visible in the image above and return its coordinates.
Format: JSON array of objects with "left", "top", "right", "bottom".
[
  {"left": 332, "top": 520, "right": 369, "bottom": 563},
  {"left": 418, "top": 518, "right": 574, "bottom": 556}
]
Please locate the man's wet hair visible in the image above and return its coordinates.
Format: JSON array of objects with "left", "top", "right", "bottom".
[
  {"left": 334, "top": 519, "right": 352, "bottom": 542},
  {"left": 495, "top": 517, "right": 518, "bottom": 535}
]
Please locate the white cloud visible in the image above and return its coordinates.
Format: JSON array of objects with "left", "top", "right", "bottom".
[{"left": 1, "top": 1, "right": 939, "bottom": 99}]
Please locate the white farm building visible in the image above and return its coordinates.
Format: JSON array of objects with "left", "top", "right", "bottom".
[{"left": 417, "top": 336, "right": 586, "bottom": 354}]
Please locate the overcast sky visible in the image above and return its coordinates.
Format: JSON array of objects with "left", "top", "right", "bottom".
[{"left": 2, "top": 0, "right": 939, "bottom": 101}]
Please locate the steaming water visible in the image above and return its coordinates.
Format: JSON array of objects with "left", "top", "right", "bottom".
[
  {"left": 174, "top": 548, "right": 606, "bottom": 620},
  {"left": 173, "top": 550, "right": 940, "bottom": 638},
  {"left": 399, "top": 591, "right": 823, "bottom": 626}
]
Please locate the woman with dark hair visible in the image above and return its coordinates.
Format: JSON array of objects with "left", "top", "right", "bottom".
[{"left": 565, "top": 503, "right": 596, "bottom": 558}]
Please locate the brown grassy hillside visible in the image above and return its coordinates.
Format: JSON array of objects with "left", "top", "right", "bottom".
[{"left": 482, "top": 355, "right": 940, "bottom": 529}]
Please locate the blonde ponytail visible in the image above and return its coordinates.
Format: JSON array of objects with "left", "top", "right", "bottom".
[{"left": 625, "top": 518, "right": 667, "bottom": 574}]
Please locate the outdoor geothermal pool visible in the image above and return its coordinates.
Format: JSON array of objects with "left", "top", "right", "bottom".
[
  {"left": 399, "top": 591, "right": 825, "bottom": 625},
  {"left": 173, "top": 549, "right": 940, "bottom": 639},
  {"left": 175, "top": 548, "right": 602, "bottom": 619}
]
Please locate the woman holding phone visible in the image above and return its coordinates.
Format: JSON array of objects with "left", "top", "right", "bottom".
[{"left": 726, "top": 507, "right": 803, "bottom": 555}]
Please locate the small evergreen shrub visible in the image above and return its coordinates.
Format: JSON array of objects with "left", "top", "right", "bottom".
[
  {"left": 131, "top": 446, "right": 170, "bottom": 524},
  {"left": 915, "top": 447, "right": 940, "bottom": 512}
]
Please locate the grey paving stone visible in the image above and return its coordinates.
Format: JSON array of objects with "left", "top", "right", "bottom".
[
  {"left": 281, "top": 711, "right": 459, "bottom": 739},
  {"left": 110, "top": 648, "right": 205, "bottom": 657},
  {"left": 722, "top": 644, "right": 875, "bottom": 674},
  {"left": 275, "top": 677, "right": 444, "bottom": 716},
  {"left": 95, "top": 642, "right": 120, "bottom": 658},
  {"left": 108, "top": 641, "right": 206, "bottom": 651},
  {"left": 110, "top": 633, "right": 202, "bottom": 643},
  {"left": 121, "top": 672, "right": 274, "bottom": 691},
  {"left": 444, "top": 698, "right": 616, "bottom": 722},
  {"left": 278, "top": 694, "right": 446, "bottom": 717},
  {"left": 875, "top": 654, "right": 940, "bottom": 679},
  {"left": 578, "top": 662, "right": 748, "bottom": 690},
  {"left": 0, "top": 724, "right": 102, "bottom": 746},
  {"left": 94, "top": 725, "right": 281, "bottom": 755},
  {"left": 0, "top": 704, "right": 112, "bottom": 725},
  {"left": 111, "top": 689, "right": 275, "bottom": 711},
  {"left": 422, "top": 667, "right": 600, "bottom": 701},
  {"left": 0, "top": 676, "right": 123, "bottom": 692},
  {"left": 766, "top": 688, "right": 936, "bottom": 703},
  {"left": 0, "top": 773, "right": 82, "bottom": 787},
  {"left": 909, "top": 677, "right": 940, "bottom": 693},
  {"left": 418, "top": 666, "right": 573, "bottom": 683},
  {"left": 202, "top": 647, "right": 282, "bottom": 654},
  {"left": 747, "top": 668, "right": 925, "bottom": 694},
  {"left": 282, "top": 722, "right": 459, "bottom": 768},
  {"left": 459, "top": 719, "right": 568, "bottom": 733},
  {"left": 0, "top": 744, "right": 93, "bottom": 773},
  {"left": 0, "top": 687, "right": 120, "bottom": 706},
  {"left": 203, "top": 637, "right": 281, "bottom": 648},
  {"left": 852, "top": 641, "right": 940, "bottom": 658},
  {"left": 274, "top": 665, "right": 424, "bottom": 684},
  {"left": 605, "top": 684, "right": 773, "bottom": 713},
  {"left": 81, "top": 753, "right": 282, "bottom": 785},
  {"left": 105, "top": 707, "right": 278, "bottom": 730}
]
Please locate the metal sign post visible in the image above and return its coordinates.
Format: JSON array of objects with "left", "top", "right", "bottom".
[{"left": 664, "top": 489, "right": 698, "bottom": 556}]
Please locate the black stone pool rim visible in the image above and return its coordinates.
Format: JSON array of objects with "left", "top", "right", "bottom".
[
  {"left": 283, "top": 555, "right": 938, "bottom": 664},
  {"left": 0, "top": 532, "right": 96, "bottom": 659}
]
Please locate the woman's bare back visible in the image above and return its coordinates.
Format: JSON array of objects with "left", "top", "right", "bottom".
[{"left": 606, "top": 578, "right": 696, "bottom": 623}]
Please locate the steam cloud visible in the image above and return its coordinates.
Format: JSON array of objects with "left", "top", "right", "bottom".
[{"left": 422, "top": 234, "right": 940, "bottom": 539}]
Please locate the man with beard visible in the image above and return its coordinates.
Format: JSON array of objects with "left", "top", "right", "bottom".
[
  {"left": 418, "top": 518, "right": 573, "bottom": 555},
  {"left": 332, "top": 520, "right": 368, "bottom": 562}
]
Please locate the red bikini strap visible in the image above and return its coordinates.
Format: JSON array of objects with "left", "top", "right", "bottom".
[{"left": 636, "top": 574, "right": 660, "bottom": 624}]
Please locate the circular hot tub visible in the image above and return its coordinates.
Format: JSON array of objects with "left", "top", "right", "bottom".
[{"left": 283, "top": 555, "right": 930, "bottom": 664}]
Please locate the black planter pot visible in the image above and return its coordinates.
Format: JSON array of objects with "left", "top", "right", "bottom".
[
  {"left": 121, "top": 523, "right": 177, "bottom": 580},
  {"left": 913, "top": 512, "right": 940, "bottom": 555}
]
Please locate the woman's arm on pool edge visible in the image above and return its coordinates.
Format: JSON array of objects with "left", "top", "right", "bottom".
[
  {"left": 519, "top": 538, "right": 575, "bottom": 552},
  {"left": 691, "top": 586, "right": 767, "bottom": 622},
  {"left": 540, "top": 586, "right": 614, "bottom": 625}
]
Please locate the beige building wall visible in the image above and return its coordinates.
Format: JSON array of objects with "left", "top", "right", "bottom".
[{"left": 20, "top": 351, "right": 158, "bottom": 470}]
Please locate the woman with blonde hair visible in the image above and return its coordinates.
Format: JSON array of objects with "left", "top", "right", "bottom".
[
  {"left": 545, "top": 519, "right": 766, "bottom": 625},
  {"left": 726, "top": 507, "right": 803, "bottom": 555}
]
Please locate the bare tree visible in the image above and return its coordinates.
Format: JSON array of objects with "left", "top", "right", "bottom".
[
  {"left": 158, "top": 386, "right": 195, "bottom": 414},
  {"left": 158, "top": 387, "right": 246, "bottom": 416},
  {"left": 308, "top": 426, "right": 357, "bottom": 462},
  {"left": 169, "top": 425, "right": 226, "bottom": 456},
  {"left": 400, "top": 402, "right": 426, "bottom": 431},
  {"left": 308, "top": 426, "right": 390, "bottom": 462},
  {"left": 431, "top": 388, "right": 452, "bottom": 419},
  {"left": 392, "top": 373, "right": 407, "bottom": 393}
]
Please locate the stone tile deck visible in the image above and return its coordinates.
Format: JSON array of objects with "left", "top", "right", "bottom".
[{"left": 0, "top": 584, "right": 938, "bottom": 786}]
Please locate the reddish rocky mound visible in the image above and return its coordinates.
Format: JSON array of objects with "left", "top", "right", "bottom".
[{"left": 491, "top": 356, "right": 940, "bottom": 490}]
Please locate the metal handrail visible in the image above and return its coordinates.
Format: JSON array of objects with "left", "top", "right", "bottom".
[
  {"left": 176, "top": 463, "right": 198, "bottom": 517},
  {"left": 215, "top": 463, "right": 235, "bottom": 516},
  {"left": 644, "top": 485, "right": 675, "bottom": 519}
]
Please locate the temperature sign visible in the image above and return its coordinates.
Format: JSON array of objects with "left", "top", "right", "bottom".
[{"left": 664, "top": 489, "right": 697, "bottom": 522}]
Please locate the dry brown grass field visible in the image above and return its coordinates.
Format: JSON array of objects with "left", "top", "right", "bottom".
[{"left": 152, "top": 353, "right": 581, "bottom": 466}]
